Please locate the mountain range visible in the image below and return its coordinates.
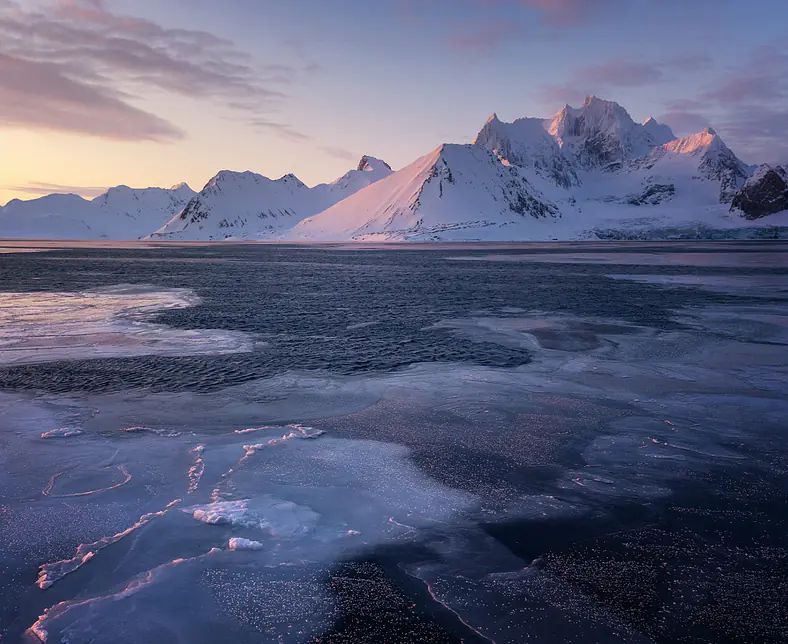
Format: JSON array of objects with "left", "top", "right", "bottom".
[{"left": 3, "top": 96, "right": 787, "bottom": 241}]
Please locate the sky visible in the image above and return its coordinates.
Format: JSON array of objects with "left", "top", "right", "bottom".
[{"left": 1, "top": 0, "right": 787, "bottom": 205}]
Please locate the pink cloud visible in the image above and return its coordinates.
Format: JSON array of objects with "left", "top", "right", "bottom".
[
  {"left": 1, "top": 181, "right": 109, "bottom": 198},
  {"left": 702, "top": 75, "right": 785, "bottom": 103}
]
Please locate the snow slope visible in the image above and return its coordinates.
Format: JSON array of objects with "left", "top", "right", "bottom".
[
  {"left": 151, "top": 156, "right": 392, "bottom": 240},
  {"left": 0, "top": 194, "right": 96, "bottom": 239},
  {"left": 0, "top": 185, "right": 195, "bottom": 239},
  {"left": 291, "top": 144, "right": 559, "bottom": 241}
]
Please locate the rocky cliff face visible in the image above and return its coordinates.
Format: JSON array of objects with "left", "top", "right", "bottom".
[{"left": 731, "top": 165, "right": 788, "bottom": 219}]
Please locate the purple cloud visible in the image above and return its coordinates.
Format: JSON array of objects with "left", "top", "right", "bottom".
[
  {"left": 0, "top": 53, "right": 183, "bottom": 141},
  {"left": 247, "top": 119, "right": 312, "bottom": 143},
  {"left": 0, "top": 180, "right": 108, "bottom": 199},
  {"left": 535, "top": 52, "right": 713, "bottom": 105},
  {"left": 717, "top": 105, "right": 788, "bottom": 164},
  {"left": 0, "top": 0, "right": 297, "bottom": 141},
  {"left": 318, "top": 146, "right": 358, "bottom": 162},
  {"left": 702, "top": 75, "right": 785, "bottom": 103}
]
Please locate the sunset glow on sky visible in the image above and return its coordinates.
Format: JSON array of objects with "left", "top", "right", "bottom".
[{"left": 1, "top": 0, "right": 786, "bottom": 205}]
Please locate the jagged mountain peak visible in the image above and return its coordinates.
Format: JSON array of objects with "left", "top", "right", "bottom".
[
  {"left": 474, "top": 113, "right": 579, "bottom": 188},
  {"left": 545, "top": 96, "right": 657, "bottom": 170},
  {"left": 356, "top": 156, "right": 392, "bottom": 173},
  {"left": 661, "top": 128, "right": 727, "bottom": 156},
  {"left": 641, "top": 117, "right": 676, "bottom": 146}
]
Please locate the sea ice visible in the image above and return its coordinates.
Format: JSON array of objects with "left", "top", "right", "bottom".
[{"left": 0, "top": 285, "right": 256, "bottom": 366}]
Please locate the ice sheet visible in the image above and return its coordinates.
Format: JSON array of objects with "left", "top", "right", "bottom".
[{"left": 0, "top": 285, "right": 256, "bottom": 366}]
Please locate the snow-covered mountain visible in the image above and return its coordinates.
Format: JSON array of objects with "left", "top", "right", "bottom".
[
  {"left": 641, "top": 117, "right": 676, "bottom": 146},
  {"left": 0, "top": 184, "right": 195, "bottom": 239},
  {"left": 291, "top": 144, "right": 558, "bottom": 241},
  {"left": 151, "top": 156, "right": 392, "bottom": 240},
  {"left": 3, "top": 97, "right": 786, "bottom": 242},
  {"left": 546, "top": 96, "right": 670, "bottom": 170},
  {"left": 633, "top": 128, "right": 749, "bottom": 203},
  {"left": 288, "top": 98, "right": 783, "bottom": 241},
  {"left": 474, "top": 114, "right": 579, "bottom": 188}
]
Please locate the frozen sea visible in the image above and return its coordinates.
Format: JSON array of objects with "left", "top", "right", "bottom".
[{"left": 0, "top": 241, "right": 786, "bottom": 643}]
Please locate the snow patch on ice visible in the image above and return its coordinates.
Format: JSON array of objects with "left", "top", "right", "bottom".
[
  {"left": 242, "top": 424, "right": 325, "bottom": 456},
  {"left": 228, "top": 537, "right": 264, "bottom": 551},
  {"left": 187, "top": 497, "right": 320, "bottom": 538},
  {"left": 40, "top": 427, "right": 83, "bottom": 439}
]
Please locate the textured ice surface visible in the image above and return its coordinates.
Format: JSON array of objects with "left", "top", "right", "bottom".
[
  {"left": 0, "top": 285, "right": 255, "bottom": 366},
  {"left": 1, "top": 245, "right": 787, "bottom": 643}
]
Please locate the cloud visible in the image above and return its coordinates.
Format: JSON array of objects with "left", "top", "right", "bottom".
[
  {"left": 247, "top": 119, "right": 357, "bottom": 163},
  {"left": 1, "top": 181, "right": 109, "bottom": 198},
  {"left": 535, "top": 52, "right": 714, "bottom": 107},
  {"left": 0, "top": 0, "right": 296, "bottom": 141},
  {"left": 0, "top": 53, "right": 183, "bottom": 142},
  {"left": 247, "top": 119, "right": 311, "bottom": 143},
  {"left": 716, "top": 105, "right": 788, "bottom": 164},
  {"left": 318, "top": 146, "right": 357, "bottom": 161},
  {"left": 671, "top": 43, "right": 788, "bottom": 162}
]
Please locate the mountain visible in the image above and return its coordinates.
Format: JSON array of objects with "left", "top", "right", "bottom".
[
  {"left": 152, "top": 171, "right": 319, "bottom": 240},
  {"left": 0, "top": 194, "right": 96, "bottom": 239},
  {"left": 319, "top": 155, "right": 393, "bottom": 197},
  {"left": 0, "top": 184, "right": 195, "bottom": 239},
  {"left": 151, "top": 156, "right": 393, "bottom": 240},
  {"left": 291, "top": 144, "right": 558, "bottom": 241},
  {"left": 634, "top": 128, "right": 749, "bottom": 203},
  {"left": 546, "top": 96, "right": 668, "bottom": 170},
  {"left": 292, "top": 99, "right": 781, "bottom": 241},
  {"left": 92, "top": 184, "right": 197, "bottom": 235},
  {"left": 4, "top": 97, "right": 786, "bottom": 242},
  {"left": 730, "top": 164, "right": 788, "bottom": 219},
  {"left": 474, "top": 114, "right": 579, "bottom": 188},
  {"left": 641, "top": 117, "right": 676, "bottom": 146}
]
